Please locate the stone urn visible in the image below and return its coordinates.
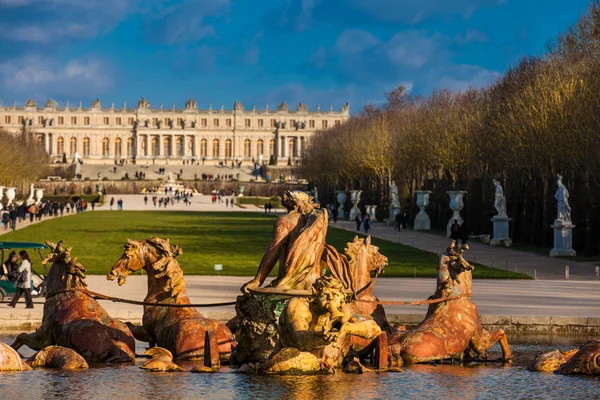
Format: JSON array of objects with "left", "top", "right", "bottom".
[
  {"left": 366, "top": 205, "right": 377, "bottom": 221},
  {"left": 414, "top": 190, "right": 432, "bottom": 231},
  {"left": 34, "top": 188, "right": 44, "bottom": 205},
  {"left": 238, "top": 185, "right": 245, "bottom": 197},
  {"left": 336, "top": 190, "right": 347, "bottom": 220},
  {"left": 5, "top": 187, "right": 16, "bottom": 207},
  {"left": 0, "top": 186, "right": 4, "bottom": 211},
  {"left": 349, "top": 190, "right": 362, "bottom": 220},
  {"left": 446, "top": 190, "right": 467, "bottom": 237}
]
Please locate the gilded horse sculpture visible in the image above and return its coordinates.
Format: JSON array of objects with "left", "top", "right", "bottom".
[
  {"left": 388, "top": 241, "right": 513, "bottom": 365},
  {"left": 107, "top": 237, "right": 236, "bottom": 361},
  {"left": 11, "top": 241, "right": 136, "bottom": 363},
  {"left": 323, "top": 235, "right": 392, "bottom": 333}
]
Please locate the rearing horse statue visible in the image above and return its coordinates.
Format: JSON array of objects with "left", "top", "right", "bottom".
[
  {"left": 323, "top": 235, "right": 392, "bottom": 333},
  {"left": 388, "top": 241, "right": 513, "bottom": 365},
  {"left": 11, "top": 241, "right": 135, "bottom": 362},
  {"left": 107, "top": 237, "right": 236, "bottom": 361}
]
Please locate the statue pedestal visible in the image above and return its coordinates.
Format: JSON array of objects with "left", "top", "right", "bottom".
[
  {"left": 490, "top": 216, "right": 511, "bottom": 246},
  {"left": 550, "top": 221, "right": 576, "bottom": 257},
  {"left": 389, "top": 207, "right": 400, "bottom": 223}
]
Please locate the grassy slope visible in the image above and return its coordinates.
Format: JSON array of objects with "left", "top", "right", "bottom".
[{"left": 0, "top": 211, "right": 530, "bottom": 279}]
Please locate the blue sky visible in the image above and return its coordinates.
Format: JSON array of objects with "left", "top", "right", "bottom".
[{"left": 0, "top": 0, "right": 591, "bottom": 111}]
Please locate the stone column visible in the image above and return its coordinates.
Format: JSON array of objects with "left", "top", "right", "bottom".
[
  {"left": 44, "top": 133, "right": 50, "bottom": 154},
  {"left": 414, "top": 190, "right": 432, "bottom": 231}
]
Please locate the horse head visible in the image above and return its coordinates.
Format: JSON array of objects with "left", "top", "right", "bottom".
[
  {"left": 43, "top": 240, "right": 87, "bottom": 295},
  {"left": 107, "top": 237, "right": 185, "bottom": 298},
  {"left": 107, "top": 239, "right": 145, "bottom": 286},
  {"left": 345, "top": 236, "right": 388, "bottom": 292}
]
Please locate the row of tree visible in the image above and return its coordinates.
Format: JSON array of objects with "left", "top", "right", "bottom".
[
  {"left": 0, "top": 128, "right": 49, "bottom": 195},
  {"left": 300, "top": 0, "right": 600, "bottom": 255}
]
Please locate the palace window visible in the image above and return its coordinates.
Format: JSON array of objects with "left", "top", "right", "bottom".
[
  {"left": 335, "top": 120, "right": 341, "bottom": 127},
  {"left": 84, "top": 117, "right": 90, "bottom": 125},
  {"left": 163, "top": 136, "right": 172, "bottom": 156},
  {"left": 214, "top": 118, "right": 219, "bottom": 127},
  {"left": 57, "top": 137, "right": 65, "bottom": 154},
  {"left": 257, "top": 139, "right": 264, "bottom": 156},
  {"left": 128, "top": 117, "right": 134, "bottom": 125},
  {"left": 201, "top": 118, "right": 207, "bottom": 127},
  {"left": 71, "top": 117, "right": 77, "bottom": 125},
  {"left": 38, "top": 116, "right": 44, "bottom": 125},
  {"left": 18, "top": 116, "right": 24, "bottom": 124},
  {"left": 176, "top": 118, "right": 183, "bottom": 127},
  {"left": 269, "top": 139, "right": 275, "bottom": 155},
  {"left": 226, "top": 119, "right": 232, "bottom": 127},
  {"left": 258, "top": 119, "right": 264, "bottom": 127},
  {"left": 83, "top": 137, "right": 90, "bottom": 156},
  {"left": 127, "top": 138, "right": 133, "bottom": 156},
  {"left": 152, "top": 118, "right": 158, "bottom": 127},
  {"left": 270, "top": 119, "right": 276, "bottom": 128},
  {"left": 69, "top": 137, "right": 77, "bottom": 154},
  {"left": 4, "top": 116, "right": 10, "bottom": 124},
  {"left": 58, "top": 117, "right": 64, "bottom": 125},
  {"left": 164, "top": 118, "right": 170, "bottom": 126},
  {"left": 290, "top": 119, "right": 296, "bottom": 129},
  {"left": 176, "top": 137, "right": 184, "bottom": 156},
  {"left": 309, "top": 120, "right": 315, "bottom": 128},
  {"left": 244, "top": 139, "right": 251, "bottom": 157},
  {"left": 321, "top": 120, "right": 328, "bottom": 129},
  {"left": 151, "top": 137, "right": 159, "bottom": 156},
  {"left": 212, "top": 139, "right": 220, "bottom": 157},
  {"left": 288, "top": 138, "right": 296, "bottom": 158},
  {"left": 225, "top": 139, "right": 232, "bottom": 158},
  {"left": 115, "top": 137, "right": 122, "bottom": 156},
  {"left": 102, "top": 137, "right": 109, "bottom": 156},
  {"left": 116, "top": 117, "right": 122, "bottom": 125},
  {"left": 200, "top": 138, "right": 207, "bottom": 157},
  {"left": 245, "top": 119, "right": 251, "bottom": 127}
]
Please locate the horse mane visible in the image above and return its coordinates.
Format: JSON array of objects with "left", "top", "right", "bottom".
[
  {"left": 324, "top": 236, "right": 388, "bottom": 294},
  {"left": 144, "top": 237, "right": 185, "bottom": 298},
  {"left": 43, "top": 241, "right": 88, "bottom": 291}
]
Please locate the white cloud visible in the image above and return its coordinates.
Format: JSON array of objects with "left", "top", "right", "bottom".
[
  {"left": 335, "top": 29, "right": 379, "bottom": 54},
  {"left": 384, "top": 30, "right": 441, "bottom": 68},
  {"left": 0, "top": 55, "right": 114, "bottom": 99},
  {"left": 454, "top": 29, "right": 489, "bottom": 45},
  {"left": 434, "top": 64, "right": 499, "bottom": 91},
  {"left": 0, "top": 0, "right": 140, "bottom": 43}
]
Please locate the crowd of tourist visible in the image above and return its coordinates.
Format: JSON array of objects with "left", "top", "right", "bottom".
[
  {"left": 1, "top": 198, "right": 93, "bottom": 230},
  {"left": 144, "top": 189, "right": 194, "bottom": 208}
]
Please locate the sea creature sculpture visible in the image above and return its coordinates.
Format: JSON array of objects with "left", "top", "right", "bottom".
[
  {"left": 107, "top": 237, "right": 236, "bottom": 363},
  {"left": 528, "top": 340, "right": 600, "bottom": 376},
  {"left": 388, "top": 241, "right": 513, "bottom": 366},
  {"left": 11, "top": 241, "right": 135, "bottom": 363}
]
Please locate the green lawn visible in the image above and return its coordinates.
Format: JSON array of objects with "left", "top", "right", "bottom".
[{"left": 0, "top": 211, "right": 530, "bottom": 279}]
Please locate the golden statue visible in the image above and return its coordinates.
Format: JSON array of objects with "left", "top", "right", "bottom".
[
  {"left": 242, "top": 190, "right": 328, "bottom": 293},
  {"left": 260, "top": 276, "right": 381, "bottom": 374}
]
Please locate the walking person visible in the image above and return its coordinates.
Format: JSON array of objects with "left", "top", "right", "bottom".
[
  {"left": 110, "top": 197, "right": 115, "bottom": 210},
  {"left": 450, "top": 220, "right": 461, "bottom": 241},
  {"left": 394, "top": 212, "right": 401, "bottom": 231},
  {"left": 144, "top": 196, "right": 148, "bottom": 206},
  {"left": 354, "top": 214, "right": 362, "bottom": 233},
  {"left": 401, "top": 212, "right": 408, "bottom": 230},
  {"left": 363, "top": 214, "right": 371, "bottom": 234},
  {"left": 459, "top": 221, "right": 470, "bottom": 245},
  {"left": 332, "top": 207, "right": 338, "bottom": 223},
  {"left": 8, "top": 250, "right": 34, "bottom": 308}
]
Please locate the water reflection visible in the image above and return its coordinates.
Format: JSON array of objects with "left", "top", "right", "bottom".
[{"left": 1, "top": 335, "right": 598, "bottom": 399}]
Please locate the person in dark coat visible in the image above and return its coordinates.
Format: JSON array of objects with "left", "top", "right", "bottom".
[
  {"left": 450, "top": 220, "right": 461, "bottom": 240},
  {"left": 459, "top": 221, "right": 470, "bottom": 244},
  {"left": 332, "top": 207, "right": 338, "bottom": 223},
  {"left": 355, "top": 214, "right": 362, "bottom": 232}
]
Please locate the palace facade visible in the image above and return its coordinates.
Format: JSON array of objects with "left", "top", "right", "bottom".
[{"left": 0, "top": 98, "right": 350, "bottom": 164}]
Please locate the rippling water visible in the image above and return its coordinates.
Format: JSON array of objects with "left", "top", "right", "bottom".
[{"left": 1, "top": 335, "right": 598, "bottom": 399}]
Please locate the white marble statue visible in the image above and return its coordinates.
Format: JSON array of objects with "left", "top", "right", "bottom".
[
  {"left": 493, "top": 179, "right": 507, "bottom": 218},
  {"left": 390, "top": 180, "right": 400, "bottom": 209},
  {"left": 555, "top": 174, "right": 571, "bottom": 224}
]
